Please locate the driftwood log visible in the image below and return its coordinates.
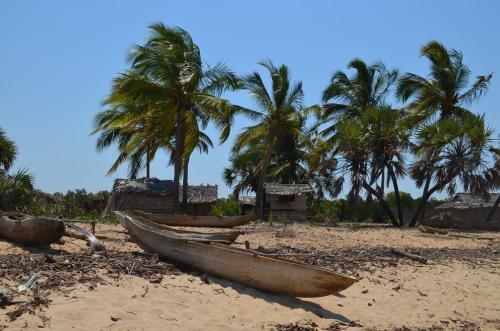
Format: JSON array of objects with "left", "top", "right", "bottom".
[
  {"left": 391, "top": 248, "right": 428, "bottom": 264},
  {"left": 65, "top": 223, "right": 106, "bottom": 254},
  {"left": 418, "top": 225, "right": 448, "bottom": 235}
]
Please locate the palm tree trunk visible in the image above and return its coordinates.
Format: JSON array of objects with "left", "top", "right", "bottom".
[
  {"left": 388, "top": 165, "right": 404, "bottom": 226},
  {"left": 363, "top": 181, "right": 398, "bottom": 226},
  {"left": 256, "top": 148, "right": 273, "bottom": 222},
  {"left": 409, "top": 178, "right": 431, "bottom": 227},
  {"left": 484, "top": 195, "right": 500, "bottom": 222},
  {"left": 146, "top": 145, "right": 151, "bottom": 178},
  {"left": 173, "top": 111, "right": 183, "bottom": 213},
  {"left": 182, "top": 155, "right": 190, "bottom": 211}
]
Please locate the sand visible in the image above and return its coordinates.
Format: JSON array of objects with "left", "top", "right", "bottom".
[{"left": 1, "top": 222, "right": 499, "bottom": 330}]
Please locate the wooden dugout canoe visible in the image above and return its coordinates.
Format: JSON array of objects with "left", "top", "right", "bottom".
[
  {"left": 129, "top": 212, "right": 240, "bottom": 244},
  {"left": 133, "top": 210, "right": 254, "bottom": 228},
  {"left": 114, "top": 211, "right": 357, "bottom": 297},
  {"left": 0, "top": 212, "right": 65, "bottom": 246}
]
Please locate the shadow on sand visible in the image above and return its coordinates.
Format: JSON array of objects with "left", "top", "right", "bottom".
[{"left": 198, "top": 273, "right": 353, "bottom": 323}]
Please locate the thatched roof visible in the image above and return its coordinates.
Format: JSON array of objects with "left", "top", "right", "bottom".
[
  {"left": 264, "top": 183, "right": 313, "bottom": 196},
  {"left": 435, "top": 193, "right": 500, "bottom": 210},
  {"left": 239, "top": 196, "right": 256, "bottom": 206},
  {"left": 112, "top": 178, "right": 217, "bottom": 203},
  {"left": 184, "top": 184, "right": 217, "bottom": 204}
]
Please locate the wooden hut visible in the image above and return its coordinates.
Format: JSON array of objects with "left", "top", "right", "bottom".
[
  {"left": 238, "top": 196, "right": 255, "bottom": 215},
  {"left": 421, "top": 193, "right": 500, "bottom": 230},
  {"left": 264, "top": 183, "right": 313, "bottom": 222},
  {"left": 103, "top": 178, "right": 217, "bottom": 216}
]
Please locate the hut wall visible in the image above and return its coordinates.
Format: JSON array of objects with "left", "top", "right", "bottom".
[
  {"left": 184, "top": 202, "right": 214, "bottom": 216},
  {"left": 241, "top": 205, "right": 254, "bottom": 215},
  {"left": 113, "top": 193, "right": 176, "bottom": 214},
  {"left": 421, "top": 207, "right": 500, "bottom": 230},
  {"left": 266, "top": 194, "right": 309, "bottom": 221}
]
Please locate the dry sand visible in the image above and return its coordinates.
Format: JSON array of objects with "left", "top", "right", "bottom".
[{"left": 1, "top": 222, "right": 499, "bottom": 330}]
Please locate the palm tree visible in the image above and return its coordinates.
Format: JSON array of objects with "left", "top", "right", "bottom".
[
  {"left": 409, "top": 114, "right": 499, "bottom": 226},
  {"left": 304, "top": 134, "right": 342, "bottom": 210},
  {"left": 396, "top": 41, "right": 495, "bottom": 225},
  {"left": 319, "top": 59, "right": 398, "bottom": 220},
  {"left": 96, "top": 23, "right": 239, "bottom": 211},
  {"left": 396, "top": 41, "right": 492, "bottom": 123},
  {"left": 92, "top": 97, "right": 167, "bottom": 179},
  {"left": 0, "top": 127, "right": 17, "bottom": 175},
  {"left": 234, "top": 60, "right": 307, "bottom": 220},
  {"left": 223, "top": 146, "right": 260, "bottom": 200},
  {"left": 361, "top": 106, "right": 412, "bottom": 225},
  {"left": 321, "top": 59, "right": 398, "bottom": 128}
]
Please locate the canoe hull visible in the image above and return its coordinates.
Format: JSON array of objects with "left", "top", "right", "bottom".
[
  {"left": 0, "top": 214, "right": 65, "bottom": 246},
  {"left": 133, "top": 210, "right": 254, "bottom": 228},
  {"left": 130, "top": 212, "right": 240, "bottom": 243},
  {"left": 114, "top": 211, "right": 357, "bottom": 297}
]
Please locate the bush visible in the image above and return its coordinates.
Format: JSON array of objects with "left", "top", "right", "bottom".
[{"left": 210, "top": 198, "right": 240, "bottom": 216}]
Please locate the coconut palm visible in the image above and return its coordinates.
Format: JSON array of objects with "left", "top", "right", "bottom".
[
  {"left": 96, "top": 23, "right": 239, "bottom": 211},
  {"left": 0, "top": 127, "right": 17, "bottom": 175},
  {"left": 396, "top": 41, "right": 492, "bottom": 123},
  {"left": 319, "top": 59, "right": 398, "bottom": 220},
  {"left": 320, "top": 59, "right": 398, "bottom": 131},
  {"left": 234, "top": 60, "right": 307, "bottom": 220},
  {"left": 92, "top": 98, "right": 167, "bottom": 179},
  {"left": 223, "top": 146, "right": 261, "bottom": 200}
]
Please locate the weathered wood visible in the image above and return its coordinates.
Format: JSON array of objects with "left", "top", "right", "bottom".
[
  {"left": 0, "top": 213, "right": 65, "bottom": 246},
  {"left": 132, "top": 213, "right": 240, "bottom": 244},
  {"left": 65, "top": 223, "right": 105, "bottom": 254},
  {"left": 114, "top": 211, "right": 357, "bottom": 297},
  {"left": 62, "top": 219, "right": 96, "bottom": 234},
  {"left": 418, "top": 225, "right": 448, "bottom": 235},
  {"left": 391, "top": 248, "right": 428, "bottom": 264},
  {"left": 134, "top": 210, "right": 254, "bottom": 228}
]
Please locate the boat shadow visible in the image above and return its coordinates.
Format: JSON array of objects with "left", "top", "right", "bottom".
[
  {"left": 202, "top": 273, "right": 353, "bottom": 323},
  {"left": 0, "top": 238, "right": 66, "bottom": 255}
]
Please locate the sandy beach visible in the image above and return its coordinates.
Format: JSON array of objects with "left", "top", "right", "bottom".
[{"left": 1, "top": 223, "right": 499, "bottom": 331}]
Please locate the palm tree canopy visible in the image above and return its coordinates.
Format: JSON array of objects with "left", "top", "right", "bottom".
[
  {"left": 320, "top": 59, "right": 398, "bottom": 127},
  {"left": 411, "top": 113, "right": 499, "bottom": 196},
  {"left": 396, "top": 40, "right": 492, "bottom": 122},
  {"left": 233, "top": 60, "right": 308, "bottom": 155},
  {"left": 92, "top": 23, "right": 239, "bottom": 179},
  {"left": 0, "top": 127, "right": 18, "bottom": 174}
]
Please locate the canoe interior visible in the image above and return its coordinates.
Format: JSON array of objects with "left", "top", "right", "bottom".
[
  {"left": 0, "top": 214, "right": 65, "bottom": 246},
  {"left": 133, "top": 210, "right": 254, "bottom": 228},
  {"left": 129, "top": 212, "right": 241, "bottom": 243},
  {"left": 114, "top": 211, "right": 357, "bottom": 297}
]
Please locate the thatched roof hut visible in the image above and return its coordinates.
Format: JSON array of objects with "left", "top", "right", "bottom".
[
  {"left": 238, "top": 196, "right": 256, "bottom": 215},
  {"left": 263, "top": 183, "right": 313, "bottom": 221},
  {"left": 103, "top": 178, "right": 217, "bottom": 216},
  {"left": 422, "top": 193, "right": 500, "bottom": 230}
]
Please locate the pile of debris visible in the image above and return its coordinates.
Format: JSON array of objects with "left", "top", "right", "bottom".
[{"left": 0, "top": 250, "right": 183, "bottom": 321}]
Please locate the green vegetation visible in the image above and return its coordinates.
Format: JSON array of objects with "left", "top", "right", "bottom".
[
  {"left": 92, "top": 23, "right": 239, "bottom": 212},
  {"left": 210, "top": 198, "right": 241, "bottom": 217},
  {"left": 3, "top": 23, "right": 499, "bottom": 228}
]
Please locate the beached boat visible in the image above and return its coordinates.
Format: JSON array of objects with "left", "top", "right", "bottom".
[
  {"left": 0, "top": 212, "right": 65, "bottom": 246},
  {"left": 133, "top": 210, "right": 254, "bottom": 228},
  {"left": 114, "top": 211, "right": 357, "bottom": 297},
  {"left": 134, "top": 210, "right": 255, "bottom": 228},
  {"left": 130, "top": 212, "right": 240, "bottom": 244}
]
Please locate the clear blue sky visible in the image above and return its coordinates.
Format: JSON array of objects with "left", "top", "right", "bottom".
[{"left": 1, "top": 1, "right": 499, "bottom": 198}]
